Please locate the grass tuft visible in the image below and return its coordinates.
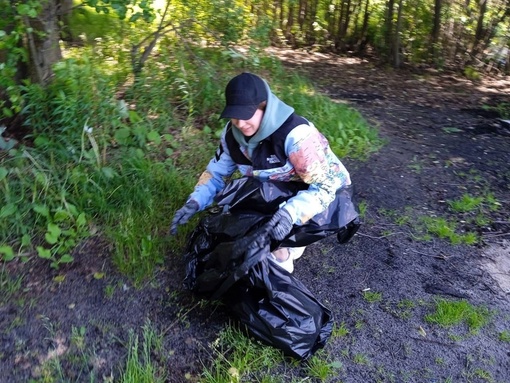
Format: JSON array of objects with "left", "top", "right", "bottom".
[{"left": 425, "top": 299, "right": 493, "bottom": 335}]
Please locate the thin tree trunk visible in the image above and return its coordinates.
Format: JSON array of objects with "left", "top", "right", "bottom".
[
  {"left": 57, "top": 0, "right": 74, "bottom": 41},
  {"left": 392, "top": 0, "right": 404, "bottom": 67},
  {"left": 470, "top": 0, "right": 488, "bottom": 62},
  {"left": 341, "top": 0, "right": 352, "bottom": 37},
  {"left": 429, "top": 0, "right": 442, "bottom": 63},
  {"left": 384, "top": 0, "right": 395, "bottom": 60},
  {"left": 25, "top": 0, "right": 62, "bottom": 84},
  {"left": 356, "top": 0, "right": 371, "bottom": 54},
  {"left": 286, "top": 1, "right": 295, "bottom": 45}
]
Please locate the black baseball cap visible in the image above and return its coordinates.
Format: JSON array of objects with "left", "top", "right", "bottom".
[{"left": 219, "top": 73, "right": 268, "bottom": 120}]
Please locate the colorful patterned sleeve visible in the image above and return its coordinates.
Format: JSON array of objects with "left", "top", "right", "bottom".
[
  {"left": 282, "top": 123, "right": 351, "bottom": 225},
  {"left": 188, "top": 128, "right": 238, "bottom": 210}
]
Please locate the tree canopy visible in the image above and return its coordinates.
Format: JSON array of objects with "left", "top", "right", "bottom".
[{"left": 1, "top": 0, "right": 509, "bottom": 126}]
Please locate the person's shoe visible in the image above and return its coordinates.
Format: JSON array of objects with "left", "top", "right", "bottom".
[
  {"left": 269, "top": 246, "right": 306, "bottom": 273},
  {"left": 289, "top": 246, "right": 306, "bottom": 260}
]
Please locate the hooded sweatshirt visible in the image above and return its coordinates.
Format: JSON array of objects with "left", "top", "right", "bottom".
[{"left": 188, "top": 80, "right": 351, "bottom": 226}]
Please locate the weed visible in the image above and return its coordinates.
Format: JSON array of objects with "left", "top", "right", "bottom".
[
  {"left": 357, "top": 199, "right": 368, "bottom": 219},
  {"left": 363, "top": 290, "right": 383, "bottom": 303},
  {"left": 397, "top": 299, "right": 416, "bottom": 311},
  {"left": 353, "top": 353, "right": 369, "bottom": 365},
  {"left": 483, "top": 102, "right": 510, "bottom": 119},
  {"left": 435, "top": 357, "right": 445, "bottom": 365},
  {"left": 448, "top": 193, "right": 483, "bottom": 213},
  {"left": 407, "top": 155, "right": 423, "bottom": 173},
  {"left": 120, "top": 321, "right": 166, "bottom": 383},
  {"left": 474, "top": 368, "right": 494, "bottom": 382},
  {"left": 105, "top": 284, "right": 116, "bottom": 299},
  {"left": 419, "top": 216, "right": 478, "bottom": 245},
  {"left": 0, "top": 266, "right": 23, "bottom": 304},
  {"left": 499, "top": 330, "right": 510, "bottom": 342},
  {"left": 70, "top": 326, "right": 87, "bottom": 350},
  {"left": 200, "top": 324, "right": 283, "bottom": 383},
  {"left": 425, "top": 298, "right": 493, "bottom": 335},
  {"left": 332, "top": 322, "right": 350, "bottom": 338},
  {"left": 384, "top": 299, "right": 416, "bottom": 319},
  {"left": 464, "top": 66, "right": 481, "bottom": 81},
  {"left": 306, "top": 351, "right": 343, "bottom": 381}
]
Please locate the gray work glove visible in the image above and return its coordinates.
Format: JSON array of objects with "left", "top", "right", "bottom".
[
  {"left": 170, "top": 200, "right": 199, "bottom": 235},
  {"left": 266, "top": 208, "right": 294, "bottom": 241}
]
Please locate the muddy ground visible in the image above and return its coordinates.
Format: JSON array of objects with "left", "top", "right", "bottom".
[{"left": 1, "top": 50, "right": 510, "bottom": 383}]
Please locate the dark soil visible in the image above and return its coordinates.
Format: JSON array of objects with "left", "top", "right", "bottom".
[{"left": 2, "top": 50, "right": 510, "bottom": 383}]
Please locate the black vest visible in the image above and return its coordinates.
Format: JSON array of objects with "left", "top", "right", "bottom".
[{"left": 224, "top": 113, "right": 308, "bottom": 170}]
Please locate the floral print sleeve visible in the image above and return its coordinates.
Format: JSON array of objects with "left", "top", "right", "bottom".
[
  {"left": 188, "top": 128, "right": 238, "bottom": 210},
  {"left": 282, "top": 123, "right": 351, "bottom": 225}
]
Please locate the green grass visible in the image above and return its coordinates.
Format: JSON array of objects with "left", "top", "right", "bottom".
[
  {"left": 200, "top": 325, "right": 284, "bottom": 383},
  {"left": 120, "top": 322, "right": 166, "bottom": 383},
  {"left": 1, "top": 43, "right": 381, "bottom": 281},
  {"left": 383, "top": 299, "right": 416, "bottom": 319},
  {"left": 418, "top": 216, "right": 479, "bottom": 245},
  {"left": 448, "top": 194, "right": 484, "bottom": 213},
  {"left": 363, "top": 290, "right": 383, "bottom": 303},
  {"left": 499, "top": 330, "right": 510, "bottom": 342},
  {"left": 332, "top": 321, "right": 350, "bottom": 338},
  {"left": 306, "top": 350, "right": 343, "bottom": 382},
  {"left": 376, "top": 189, "right": 501, "bottom": 246},
  {"left": 0, "top": 266, "right": 23, "bottom": 304},
  {"left": 425, "top": 299, "right": 493, "bottom": 335}
]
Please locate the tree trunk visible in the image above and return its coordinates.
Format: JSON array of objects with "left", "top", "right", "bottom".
[
  {"left": 341, "top": 0, "right": 352, "bottom": 37},
  {"left": 392, "top": 0, "right": 404, "bottom": 67},
  {"left": 429, "top": 0, "right": 442, "bottom": 63},
  {"left": 384, "top": 0, "right": 395, "bottom": 60},
  {"left": 356, "top": 0, "right": 371, "bottom": 54},
  {"left": 335, "top": 0, "right": 349, "bottom": 50},
  {"left": 469, "top": 0, "right": 487, "bottom": 60},
  {"left": 58, "top": 0, "right": 74, "bottom": 41},
  {"left": 306, "top": 0, "right": 319, "bottom": 45},
  {"left": 25, "top": 0, "right": 63, "bottom": 84},
  {"left": 286, "top": 1, "right": 296, "bottom": 45}
]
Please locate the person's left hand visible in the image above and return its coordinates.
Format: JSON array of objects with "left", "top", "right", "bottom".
[{"left": 266, "top": 208, "right": 293, "bottom": 241}]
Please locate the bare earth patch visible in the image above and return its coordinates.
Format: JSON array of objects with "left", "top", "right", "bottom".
[{"left": 481, "top": 240, "right": 510, "bottom": 294}]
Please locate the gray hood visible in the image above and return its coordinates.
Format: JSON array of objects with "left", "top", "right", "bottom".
[{"left": 232, "top": 80, "right": 294, "bottom": 157}]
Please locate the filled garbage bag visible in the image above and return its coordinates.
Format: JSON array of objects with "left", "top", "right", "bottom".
[
  {"left": 184, "top": 177, "right": 360, "bottom": 294},
  {"left": 218, "top": 235, "right": 334, "bottom": 360},
  {"left": 183, "top": 209, "right": 269, "bottom": 295},
  {"left": 182, "top": 177, "right": 358, "bottom": 359},
  {"left": 213, "top": 177, "right": 361, "bottom": 248}
]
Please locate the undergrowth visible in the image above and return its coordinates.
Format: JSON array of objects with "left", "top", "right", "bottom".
[{"left": 0, "top": 39, "right": 380, "bottom": 283}]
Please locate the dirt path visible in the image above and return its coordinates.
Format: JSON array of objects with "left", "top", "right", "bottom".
[
  {"left": 1, "top": 51, "right": 510, "bottom": 383},
  {"left": 279, "top": 49, "right": 510, "bottom": 382}
]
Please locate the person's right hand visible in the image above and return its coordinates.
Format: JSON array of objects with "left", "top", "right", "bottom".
[
  {"left": 169, "top": 200, "right": 199, "bottom": 235},
  {"left": 266, "top": 208, "right": 294, "bottom": 241}
]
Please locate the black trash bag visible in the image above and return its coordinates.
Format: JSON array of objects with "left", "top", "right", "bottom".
[
  {"left": 182, "top": 177, "right": 357, "bottom": 359},
  {"left": 214, "top": 176, "right": 308, "bottom": 214},
  {"left": 216, "top": 235, "right": 334, "bottom": 360},
  {"left": 183, "top": 210, "right": 269, "bottom": 294},
  {"left": 213, "top": 176, "right": 361, "bottom": 248},
  {"left": 184, "top": 177, "right": 360, "bottom": 295}
]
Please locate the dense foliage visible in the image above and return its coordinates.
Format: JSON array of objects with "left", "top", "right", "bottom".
[
  {"left": 0, "top": 14, "right": 380, "bottom": 277},
  {"left": 1, "top": 0, "right": 509, "bottom": 119}
]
